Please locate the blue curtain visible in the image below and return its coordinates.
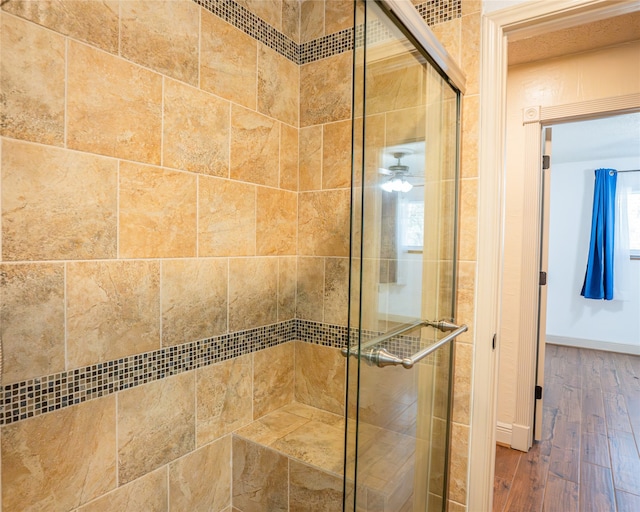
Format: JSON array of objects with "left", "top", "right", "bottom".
[{"left": 581, "top": 168, "right": 617, "bottom": 300}]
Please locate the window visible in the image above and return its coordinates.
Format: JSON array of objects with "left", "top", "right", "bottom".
[
  {"left": 401, "top": 200, "right": 424, "bottom": 250},
  {"left": 629, "top": 190, "right": 640, "bottom": 258}
]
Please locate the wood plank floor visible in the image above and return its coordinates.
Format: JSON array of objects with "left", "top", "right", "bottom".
[{"left": 493, "top": 344, "right": 640, "bottom": 512}]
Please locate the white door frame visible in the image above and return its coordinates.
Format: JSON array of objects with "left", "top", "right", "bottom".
[
  {"left": 517, "top": 96, "right": 640, "bottom": 452},
  {"left": 469, "top": 0, "right": 640, "bottom": 509}
]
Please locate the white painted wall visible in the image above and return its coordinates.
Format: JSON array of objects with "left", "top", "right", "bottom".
[{"left": 546, "top": 155, "right": 640, "bottom": 348}]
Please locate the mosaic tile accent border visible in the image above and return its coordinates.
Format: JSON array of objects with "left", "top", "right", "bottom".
[
  {"left": 416, "top": 0, "right": 462, "bottom": 26},
  {"left": 299, "top": 28, "right": 354, "bottom": 65},
  {"left": 1, "top": 319, "right": 344, "bottom": 426},
  {"left": 352, "top": 326, "right": 444, "bottom": 361},
  {"left": 353, "top": 14, "right": 396, "bottom": 49},
  {"left": 194, "top": 0, "right": 298, "bottom": 62},
  {"left": 193, "top": 0, "right": 461, "bottom": 65},
  {"left": 1, "top": 317, "right": 449, "bottom": 425}
]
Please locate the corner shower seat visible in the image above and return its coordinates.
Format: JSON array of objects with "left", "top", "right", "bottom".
[{"left": 232, "top": 402, "right": 415, "bottom": 511}]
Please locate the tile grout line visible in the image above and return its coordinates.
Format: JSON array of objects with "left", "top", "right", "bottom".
[
  {"left": 115, "top": 392, "right": 119, "bottom": 489},
  {"left": 197, "top": 5, "right": 202, "bottom": 90},
  {"left": 160, "top": 76, "right": 165, "bottom": 168},
  {"left": 159, "top": 259, "right": 164, "bottom": 353},
  {"left": 63, "top": 262, "right": 69, "bottom": 374},
  {"left": 64, "top": 38, "right": 69, "bottom": 148}
]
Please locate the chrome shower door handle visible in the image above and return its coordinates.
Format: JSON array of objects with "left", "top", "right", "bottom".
[
  {"left": 341, "top": 319, "right": 468, "bottom": 369},
  {"left": 398, "top": 324, "right": 467, "bottom": 369}
]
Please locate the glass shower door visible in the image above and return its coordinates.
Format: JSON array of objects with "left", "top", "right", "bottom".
[{"left": 344, "top": 2, "right": 463, "bottom": 510}]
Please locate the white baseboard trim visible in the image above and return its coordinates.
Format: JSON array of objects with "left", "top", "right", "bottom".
[
  {"left": 511, "top": 423, "right": 530, "bottom": 452},
  {"left": 546, "top": 335, "right": 640, "bottom": 356},
  {"left": 496, "top": 421, "right": 512, "bottom": 446}
]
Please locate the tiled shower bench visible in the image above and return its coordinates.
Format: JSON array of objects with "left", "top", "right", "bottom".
[{"left": 231, "top": 401, "right": 415, "bottom": 512}]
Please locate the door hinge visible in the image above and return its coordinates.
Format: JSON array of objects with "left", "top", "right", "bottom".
[
  {"left": 535, "top": 385, "right": 543, "bottom": 400},
  {"left": 542, "top": 155, "right": 550, "bottom": 170},
  {"left": 492, "top": 333, "right": 497, "bottom": 350},
  {"left": 539, "top": 271, "right": 547, "bottom": 286}
]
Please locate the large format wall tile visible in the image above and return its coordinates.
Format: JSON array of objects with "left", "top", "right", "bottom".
[
  {"left": 199, "top": 177, "right": 256, "bottom": 257},
  {"left": 163, "top": 79, "right": 230, "bottom": 177},
  {"left": 278, "top": 256, "right": 297, "bottom": 321},
  {"left": 366, "top": 58, "right": 425, "bottom": 115},
  {"left": 201, "top": 10, "right": 257, "bottom": 110},
  {"left": 67, "top": 41, "right": 162, "bottom": 164},
  {"left": 448, "top": 422, "right": 470, "bottom": 504},
  {"left": 236, "top": 0, "right": 282, "bottom": 32},
  {"left": 229, "top": 258, "right": 278, "bottom": 331},
  {"left": 2, "top": 0, "right": 119, "bottom": 53},
  {"left": 461, "top": 13, "right": 481, "bottom": 96},
  {"left": 298, "top": 189, "right": 350, "bottom": 257},
  {"left": 162, "top": 258, "right": 228, "bottom": 346},
  {"left": 282, "top": 0, "right": 300, "bottom": 43},
  {"left": 232, "top": 437, "right": 288, "bottom": 512},
  {"left": 452, "top": 341, "right": 473, "bottom": 425},
  {"left": 0, "top": 263, "right": 65, "bottom": 385},
  {"left": 253, "top": 342, "right": 294, "bottom": 419},
  {"left": 289, "top": 460, "right": 343, "bottom": 512},
  {"left": 300, "top": 52, "right": 352, "bottom": 126},
  {"left": 1, "top": 396, "right": 116, "bottom": 511},
  {"left": 322, "top": 120, "right": 352, "bottom": 190},
  {"left": 300, "top": 0, "right": 324, "bottom": 43},
  {"left": 170, "top": 436, "right": 232, "bottom": 511},
  {"left": 296, "top": 257, "right": 324, "bottom": 322},
  {"left": 458, "top": 178, "right": 478, "bottom": 262},
  {"left": 0, "top": 14, "right": 65, "bottom": 145},
  {"left": 118, "top": 372, "right": 195, "bottom": 484},
  {"left": 299, "top": 125, "right": 323, "bottom": 191},
  {"left": 430, "top": 19, "right": 462, "bottom": 71},
  {"left": 295, "top": 342, "right": 345, "bottom": 415},
  {"left": 196, "top": 355, "right": 252, "bottom": 446},
  {"left": 256, "top": 187, "right": 297, "bottom": 255},
  {"left": 386, "top": 106, "right": 426, "bottom": 147},
  {"left": 119, "top": 162, "right": 197, "bottom": 258},
  {"left": 1, "top": 139, "right": 117, "bottom": 261},
  {"left": 77, "top": 468, "right": 167, "bottom": 512},
  {"left": 280, "top": 122, "right": 299, "bottom": 191},
  {"left": 258, "top": 44, "right": 299, "bottom": 126},
  {"left": 325, "top": 0, "right": 353, "bottom": 35},
  {"left": 323, "top": 257, "right": 349, "bottom": 326},
  {"left": 120, "top": 0, "right": 199, "bottom": 85},
  {"left": 461, "top": 94, "right": 479, "bottom": 179},
  {"left": 66, "top": 260, "right": 160, "bottom": 368},
  {"left": 230, "top": 106, "right": 280, "bottom": 188}
]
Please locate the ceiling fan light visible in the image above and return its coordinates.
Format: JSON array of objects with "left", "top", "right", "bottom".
[
  {"left": 381, "top": 180, "right": 394, "bottom": 192},
  {"left": 399, "top": 180, "right": 413, "bottom": 193},
  {"left": 381, "top": 177, "right": 413, "bottom": 193}
]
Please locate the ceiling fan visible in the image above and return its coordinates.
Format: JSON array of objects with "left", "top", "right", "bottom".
[{"left": 378, "top": 151, "right": 422, "bottom": 192}]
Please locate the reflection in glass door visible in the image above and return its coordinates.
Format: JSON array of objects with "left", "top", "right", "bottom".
[{"left": 344, "top": 2, "right": 463, "bottom": 511}]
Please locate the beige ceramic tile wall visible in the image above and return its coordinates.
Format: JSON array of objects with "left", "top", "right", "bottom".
[
  {"left": 1, "top": 341, "right": 300, "bottom": 511},
  {"left": 0, "top": 0, "right": 303, "bottom": 509},
  {"left": 0, "top": 0, "right": 481, "bottom": 510},
  {"left": 0, "top": 0, "right": 299, "bottom": 386},
  {"left": 430, "top": 2, "right": 481, "bottom": 510},
  {"left": 297, "top": 29, "right": 353, "bottom": 327}
]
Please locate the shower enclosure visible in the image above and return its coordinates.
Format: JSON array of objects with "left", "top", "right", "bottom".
[
  {"left": 0, "top": 0, "right": 467, "bottom": 509},
  {"left": 344, "top": 2, "right": 465, "bottom": 510}
]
